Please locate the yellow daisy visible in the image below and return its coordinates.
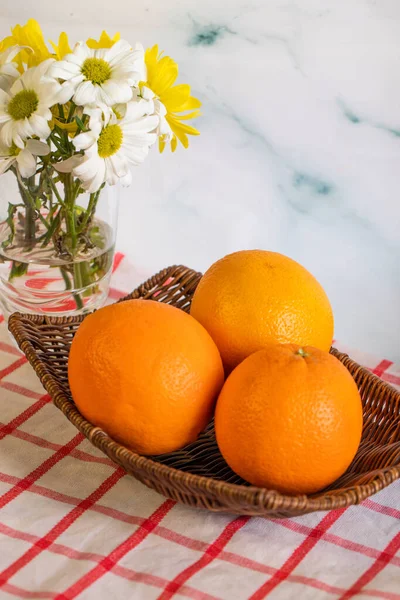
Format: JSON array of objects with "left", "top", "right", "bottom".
[
  {"left": 143, "top": 45, "right": 201, "bottom": 152},
  {"left": 86, "top": 31, "right": 120, "bottom": 49},
  {"left": 0, "top": 19, "right": 51, "bottom": 71},
  {"left": 49, "top": 32, "right": 72, "bottom": 60},
  {"left": 50, "top": 30, "right": 120, "bottom": 60}
]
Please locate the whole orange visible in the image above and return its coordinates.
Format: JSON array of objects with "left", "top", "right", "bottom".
[
  {"left": 68, "top": 299, "right": 224, "bottom": 455},
  {"left": 215, "top": 344, "right": 363, "bottom": 494},
  {"left": 190, "top": 250, "right": 334, "bottom": 372}
]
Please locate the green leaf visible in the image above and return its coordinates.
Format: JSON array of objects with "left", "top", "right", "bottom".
[
  {"left": 88, "top": 225, "right": 105, "bottom": 249},
  {"left": 2, "top": 204, "right": 17, "bottom": 249},
  {"left": 9, "top": 261, "right": 29, "bottom": 280},
  {"left": 75, "top": 115, "right": 87, "bottom": 132},
  {"left": 41, "top": 210, "right": 62, "bottom": 248}
]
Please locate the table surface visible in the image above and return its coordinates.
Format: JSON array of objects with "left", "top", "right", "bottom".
[{"left": 0, "top": 258, "right": 399, "bottom": 600}]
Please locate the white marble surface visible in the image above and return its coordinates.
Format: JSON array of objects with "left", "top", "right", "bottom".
[{"left": 1, "top": 0, "right": 399, "bottom": 361}]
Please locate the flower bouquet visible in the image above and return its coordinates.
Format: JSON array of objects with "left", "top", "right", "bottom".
[{"left": 0, "top": 20, "right": 200, "bottom": 318}]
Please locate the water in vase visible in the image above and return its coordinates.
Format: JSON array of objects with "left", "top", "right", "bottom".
[{"left": 0, "top": 212, "right": 114, "bottom": 320}]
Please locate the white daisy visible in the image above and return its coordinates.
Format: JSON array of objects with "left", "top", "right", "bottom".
[
  {"left": 139, "top": 85, "right": 172, "bottom": 142},
  {"left": 72, "top": 99, "right": 159, "bottom": 192},
  {"left": 49, "top": 40, "right": 145, "bottom": 108},
  {"left": 0, "top": 46, "right": 21, "bottom": 92},
  {"left": 0, "top": 138, "right": 50, "bottom": 178},
  {"left": 0, "top": 60, "right": 72, "bottom": 149}
]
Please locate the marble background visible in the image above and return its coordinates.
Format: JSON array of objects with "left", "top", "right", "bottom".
[{"left": 1, "top": 0, "right": 399, "bottom": 361}]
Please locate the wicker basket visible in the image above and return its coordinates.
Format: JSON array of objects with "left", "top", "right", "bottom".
[{"left": 8, "top": 265, "right": 400, "bottom": 518}]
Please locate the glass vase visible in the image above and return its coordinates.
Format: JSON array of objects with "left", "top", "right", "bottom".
[{"left": 0, "top": 170, "right": 118, "bottom": 321}]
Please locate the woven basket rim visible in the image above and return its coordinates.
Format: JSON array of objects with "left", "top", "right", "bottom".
[{"left": 8, "top": 264, "right": 400, "bottom": 516}]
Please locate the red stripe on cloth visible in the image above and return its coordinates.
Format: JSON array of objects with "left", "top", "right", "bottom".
[
  {"left": 0, "top": 519, "right": 398, "bottom": 600},
  {"left": 382, "top": 372, "right": 400, "bottom": 387},
  {"left": 0, "top": 433, "right": 82, "bottom": 510},
  {"left": 0, "top": 468, "right": 398, "bottom": 600},
  {"left": 339, "top": 532, "right": 400, "bottom": 600},
  {"left": 364, "top": 498, "right": 400, "bottom": 520},
  {"left": 108, "top": 287, "right": 126, "bottom": 300},
  {"left": 112, "top": 564, "right": 223, "bottom": 600},
  {"left": 372, "top": 359, "right": 393, "bottom": 377},
  {"left": 24, "top": 277, "right": 60, "bottom": 290},
  {"left": 112, "top": 252, "right": 125, "bottom": 273},
  {"left": 0, "top": 582, "right": 54, "bottom": 599},
  {"left": 0, "top": 315, "right": 4, "bottom": 324},
  {"left": 0, "top": 380, "right": 44, "bottom": 399},
  {"left": 249, "top": 509, "right": 346, "bottom": 599},
  {"left": 0, "top": 341, "right": 23, "bottom": 357},
  {"left": 0, "top": 356, "right": 27, "bottom": 379},
  {"left": 0, "top": 578, "right": 219, "bottom": 600},
  {"left": 0, "top": 471, "right": 84, "bottom": 507},
  {"left": 275, "top": 516, "right": 400, "bottom": 567},
  {"left": 0, "top": 423, "right": 115, "bottom": 467},
  {"left": 157, "top": 516, "right": 249, "bottom": 600},
  {"left": 0, "top": 522, "right": 219, "bottom": 600},
  {"left": 0, "top": 520, "right": 105, "bottom": 561},
  {"left": 221, "top": 547, "right": 400, "bottom": 600},
  {"left": 2, "top": 463, "right": 398, "bottom": 594},
  {"left": 0, "top": 394, "right": 51, "bottom": 441},
  {"left": 54, "top": 499, "right": 175, "bottom": 600},
  {"left": 0, "top": 468, "right": 124, "bottom": 587}
]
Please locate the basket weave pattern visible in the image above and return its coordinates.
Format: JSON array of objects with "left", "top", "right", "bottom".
[{"left": 9, "top": 265, "right": 400, "bottom": 518}]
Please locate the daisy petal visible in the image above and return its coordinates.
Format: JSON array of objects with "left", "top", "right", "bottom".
[
  {"left": 0, "top": 89, "right": 10, "bottom": 103},
  {"left": 89, "top": 161, "right": 106, "bottom": 191},
  {"left": 26, "top": 139, "right": 50, "bottom": 156},
  {"left": 100, "top": 80, "right": 132, "bottom": 104},
  {"left": 56, "top": 82, "right": 74, "bottom": 104},
  {"left": 158, "top": 137, "right": 166, "bottom": 153},
  {"left": 73, "top": 80, "right": 96, "bottom": 106},
  {"left": 104, "top": 158, "right": 119, "bottom": 186},
  {"left": 119, "top": 169, "right": 132, "bottom": 187},
  {"left": 167, "top": 116, "right": 200, "bottom": 136},
  {"left": 16, "top": 148, "right": 36, "bottom": 177},
  {"left": 72, "top": 41, "right": 92, "bottom": 61},
  {"left": 54, "top": 155, "right": 84, "bottom": 172},
  {"left": 124, "top": 115, "right": 159, "bottom": 133},
  {"left": 170, "top": 124, "right": 189, "bottom": 148},
  {"left": 109, "top": 152, "right": 128, "bottom": 177},
  {"left": 0, "top": 156, "right": 15, "bottom": 175},
  {"left": 76, "top": 156, "right": 105, "bottom": 192},
  {"left": 73, "top": 131, "right": 97, "bottom": 151},
  {"left": 123, "top": 100, "right": 150, "bottom": 122},
  {"left": 28, "top": 115, "right": 50, "bottom": 139},
  {"left": 104, "top": 40, "right": 132, "bottom": 64},
  {"left": 0, "top": 120, "right": 14, "bottom": 147},
  {"left": 49, "top": 61, "right": 81, "bottom": 79},
  {"left": 35, "top": 59, "right": 55, "bottom": 78},
  {"left": 13, "top": 132, "right": 26, "bottom": 150},
  {"left": 161, "top": 84, "right": 191, "bottom": 109},
  {"left": 74, "top": 154, "right": 101, "bottom": 180},
  {"left": 17, "top": 118, "right": 35, "bottom": 139}
]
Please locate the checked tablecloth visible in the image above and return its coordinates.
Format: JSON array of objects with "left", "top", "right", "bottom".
[{"left": 0, "top": 254, "right": 399, "bottom": 600}]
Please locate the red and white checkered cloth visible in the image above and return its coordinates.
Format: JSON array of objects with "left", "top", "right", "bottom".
[{"left": 0, "top": 253, "right": 399, "bottom": 600}]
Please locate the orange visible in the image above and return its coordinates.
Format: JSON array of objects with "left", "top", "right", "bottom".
[
  {"left": 215, "top": 344, "right": 363, "bottom": 494},
  {"left": 190, "top": 250, "right": 334, "bottom": 372},
  {"left": 68, "top": 299, "right": 224, "bottom": 455}
]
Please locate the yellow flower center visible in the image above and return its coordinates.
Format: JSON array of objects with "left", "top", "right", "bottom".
[
  {"left": 8, "top": 90, "right": 39, "bottom": 121},
  {"left": 81, "top": 58, "right": 111, "bottom": 85},
  {"left": 9, "top": 143, "right": 21, "bottom": 156},
  {"left": 97, "top": 124, "right": 123, "bottom": 158}
]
